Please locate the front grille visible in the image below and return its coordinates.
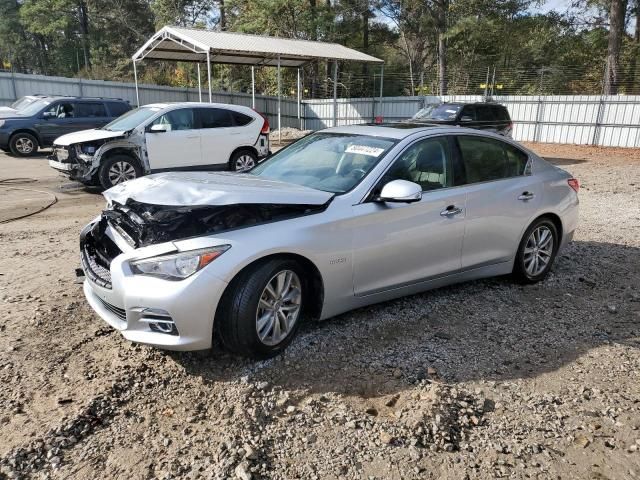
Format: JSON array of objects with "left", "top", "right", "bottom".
[
  {"left": 80, "top": 219, "right": 122, "bottom": 290},
  {"left": 81, "top": 244, "right": 113, "bottom": 289},
  {"left": 96, "top": 296, "right": 126, "bottom": 321}
]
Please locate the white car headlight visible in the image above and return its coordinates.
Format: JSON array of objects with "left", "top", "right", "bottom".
[
  {"left": 0, "top": 120, "right": 5, "bottom": 128},
  {"left": 129, "top": 246, "right": 230, "bottom": 280}
]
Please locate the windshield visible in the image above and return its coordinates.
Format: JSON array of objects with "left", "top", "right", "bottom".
[
  {"left": 412, "top": 105, "right": 437, "bottom": 120},
  {"left": 10, "top": 97, "right": 38, "bottom": 110},
  {"left": 250, "top": 132, "right": 397, "bottom": 193},
  {"left": 103, "top": 106, "right": 161, "bottom": 131},
  {"left": 415, "top": 104, "right": 462, "bottom": 121},
  {"left": 19, "top": 99, "right": 51, "bottom": 116}
]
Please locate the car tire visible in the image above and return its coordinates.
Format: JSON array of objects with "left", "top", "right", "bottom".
[
  {"left": 9, "top": 132, "right": 39, "bottom": 157},
  {"left": 98, "top": 154, "right": 142, "bottom": 189},
  {"left": 512, "top": 217, "right": 559, "bottom": 284},
  {"left": 217, "top": 258, "right": 305, "bottom": 358},
  {"left": 229, "top": 149, "right": 257, "bottom": 172}
]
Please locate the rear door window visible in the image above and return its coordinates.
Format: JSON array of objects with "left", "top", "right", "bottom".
[
  {"left": 75, "top": 102, "right": 107, "bottom": 118},
  {"left": 504, "top": 143, "right": 529, "bottom": 176},
  {"left": 198, "top": 108, "right": 234, "bottom": 128},
  {"left": 455, "top": 136, "right": 508, "bottom": 184},
  {"left": 476, "top": 106, "right": 496, "bottom": 123},
  {"left": 106, "top": 102, "right": 130, "bottom": 117},
  {"left": 459, "top": 105, "right": 476, "bottom": 121}
]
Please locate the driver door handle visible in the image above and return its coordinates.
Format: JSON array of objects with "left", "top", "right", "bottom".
[
  {"left": 518, "top": 191, "right": 535, "bottom": 201},
  {"left": 440, "top": 205, "right": 463, "bottom": 217}
]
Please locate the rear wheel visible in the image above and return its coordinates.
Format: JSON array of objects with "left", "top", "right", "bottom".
[
  {"left": 217, "top": 259, "right": 305, "bottom": 358},
  {"left": 98, "top": 154, "right": 142, "bottom": 189},
  {"left": 9, "top": 133, "right": 38, "bottom": 157},
  {"left": 229, "top": 149, "right": 257, "bottom": 172},
  {"left": 513, "top": 218, "right": 559, "bottom": 283}
]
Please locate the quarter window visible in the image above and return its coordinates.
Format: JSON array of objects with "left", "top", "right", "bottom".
[
  {"left": 75, "top": 102, "right": 107, "bottom": 118},
  {"left": 383, "top": 137, "right": 451, "bottom": 191},
  {"left": 151, "top": 108, "right": 195, "bottom": 131},
  {"left": 456, "top": 136, "right": 529, "bottom": 184}
]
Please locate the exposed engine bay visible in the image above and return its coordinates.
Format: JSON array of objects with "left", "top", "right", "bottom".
[{"left": 102, "top": 199, "right": 329, "bottom": 248}]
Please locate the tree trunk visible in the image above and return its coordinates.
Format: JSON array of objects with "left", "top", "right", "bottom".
[
  {"left": 629, "top": 0, "right": 639, "bottom": 93},
  {"left": 435, "top": 0, "right": 448, "bottom": 95},
  {"left": 361, "top": 3, "right": 369, "bottom": 96},
  {"left": 219, "top": 0, "right": 226, "bottom": 31},
  {"left": 78, "top": 1, "right": 91, "bottom": 70},
  {"left": 604, "top": 0, "right": 626, "bottom": 94},
  {"left": 310, "top": 0, "right": 318, "bottom": 98}
]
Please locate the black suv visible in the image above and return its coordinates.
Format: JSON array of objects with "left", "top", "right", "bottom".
[
  {"left": 410, "top": 102, "right": 513, "bottom": 137},
  {"left": 0, "top": 96, "right": 131, "bottom": 156}
]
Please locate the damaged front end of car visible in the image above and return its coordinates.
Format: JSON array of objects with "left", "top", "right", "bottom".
[
  {"left": 101, "top": 199, "right": 328, "bottom": 248},
  {"left": 50, "top": 131, "right": 144, "bottom": 184}
]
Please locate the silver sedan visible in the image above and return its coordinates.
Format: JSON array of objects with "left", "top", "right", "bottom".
[{"left": 80, "top": 124, "right": 579, "bottom": 357}]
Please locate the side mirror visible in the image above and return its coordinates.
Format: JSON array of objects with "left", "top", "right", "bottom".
[
  {"left": 378, "top": 180, "right": 422, "bottom": 203},
  {"left": 148, "top": 124, "right": 168, "bottom": 133},
  {"left": 460, "top": 115, "right": 473, "bottom": 122}
]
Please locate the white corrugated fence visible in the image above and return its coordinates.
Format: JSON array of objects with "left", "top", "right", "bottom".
[{"left": 2, "top": 72, "right": 639, "bottom": 147}]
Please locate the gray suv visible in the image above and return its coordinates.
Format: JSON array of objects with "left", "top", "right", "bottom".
[{"left": 0, "top": 96, "right": 131, "bottom": 156}]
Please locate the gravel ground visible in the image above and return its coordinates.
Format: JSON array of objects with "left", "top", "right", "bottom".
[{"left": 0, "top": 143, "right": 639, "bottom": 480}]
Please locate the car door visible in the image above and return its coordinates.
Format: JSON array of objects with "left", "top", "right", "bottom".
[
  {"left": 352, "top": 136, "right": 467, "bottom": 296},
  {"left": 73, "top": 102, "right": 110, "bottom": 130},
  {"left": 198, "top": 107, "right": 254, "bottom": 167},
  {"left": 36, "top": 101, "right": 78, "bottom": 144},
  {"left": 145, "top": 108, "right": 201, "bottom": 171},
  {"left": 453, "top": 134, "right": 541, "bottom": 269}
]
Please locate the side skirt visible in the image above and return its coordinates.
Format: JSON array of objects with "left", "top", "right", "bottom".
[{"left": 319, "top": 260, "right": 514, "bottom": 321}]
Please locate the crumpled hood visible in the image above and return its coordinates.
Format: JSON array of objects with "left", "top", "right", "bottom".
[
  {"left": 103, "top": 172, "right": 334, "bottom": 206},
  {"left": 54, "top": 129, "right": 127, "bottom": 146}
]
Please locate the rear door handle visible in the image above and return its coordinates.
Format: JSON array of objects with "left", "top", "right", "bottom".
[
  {"left": 440, "top": 205, "right": 463, "bottom": 217},
  {"left": 518, "top": 191, "right": 535, "bottom": 201}
]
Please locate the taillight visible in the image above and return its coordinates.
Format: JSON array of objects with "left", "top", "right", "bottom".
[
  {"left": 568, "top": 178, "right": 579, "bottom": 193},
  {"left": 253, "top": 109, "right": 270, "bottom": 134}
]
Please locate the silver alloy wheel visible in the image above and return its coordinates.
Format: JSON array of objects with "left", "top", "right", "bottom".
[
  {"left": 256, "top": 270, "right": 302, "bottom": 346},
  {"left": 15, "top": 137, "right": 34, "bottom": 154},
  {"left": 108, "top": 161, "right": 137, "bottom": 185},
  {"left": 523, "top": 225, "right": 554, "bottom": 277},
  {"left": 235, "top": 154, "right": 255, "bottom": 172}
]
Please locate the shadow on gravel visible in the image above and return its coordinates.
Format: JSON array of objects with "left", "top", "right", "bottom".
[{"left": 175, "top": 240, "right": 639, "bottom": 399}]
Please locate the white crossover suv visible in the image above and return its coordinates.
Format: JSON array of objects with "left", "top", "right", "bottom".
[{"left": 49, "top": 102, "right": 270, "bottom": 189}]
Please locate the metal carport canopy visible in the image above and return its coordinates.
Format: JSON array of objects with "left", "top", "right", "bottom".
[{"left": 131, "top": 25, "right": 384, "bottom": 135}]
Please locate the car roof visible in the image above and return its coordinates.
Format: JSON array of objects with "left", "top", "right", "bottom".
[
  {"left": 322, "top": 123, "right": 452, "bottom": 140},
  {"left": 321, "top": 123, "right": 514, "bottom": 141},
  {"left": 144, "top": 102, "right": 256, "bottom": 113}
]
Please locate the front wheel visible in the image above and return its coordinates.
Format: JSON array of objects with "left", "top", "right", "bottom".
[
  {"left": 230, "top": 150, "right": 257, "bottom": 172},
  {"left": 9, "top": 133, "right": 39, "bottom": 157},
  {"left": 217, "top": 259, "right": 305, "bottom": 358},
  {"left": 98, "top": 154, "right": 142, "bottom": 189},
  {"left": 513, "top": 218, "right": 559, "bottom": 284}
]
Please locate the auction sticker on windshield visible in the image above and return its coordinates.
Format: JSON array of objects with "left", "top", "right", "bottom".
[{"left": 345, "top": 145, "right": 386, "bottom": 157}]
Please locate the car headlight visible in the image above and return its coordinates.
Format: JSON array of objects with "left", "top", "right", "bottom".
[
  {"left": 129, "top": 245, "right": 230, "bottom": 280},
  {"left": 0, "top": 120, "right": 5, "bottom": 128}
]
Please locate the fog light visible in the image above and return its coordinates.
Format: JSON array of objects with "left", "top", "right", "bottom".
[{"left": 138, "top": 308, "right": 179, "bottom": 336}]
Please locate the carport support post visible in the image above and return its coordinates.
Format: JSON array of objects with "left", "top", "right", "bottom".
[
  {"left": 197, "top": 63, "right": 202, "bottom": 102},
  {"left": 277, "top": 55, "right": 281, "bottom": 144},
  {"left": 206, "top": 51, "right": 212, "bottom": 103},
  {"left": 251, "top": 66, "right": 256, "bottom": 109},
  {"left": 333, "top": 61, "right": 338, "bottom": 127},
  {"left": 297, "top": 67, "right": 301, "bottom": 129},
  {"left": 133, "top": 59, "right": 139, "bottom": 107}
]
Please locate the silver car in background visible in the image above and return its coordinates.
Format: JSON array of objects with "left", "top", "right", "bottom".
[{"left": 80, "top": 124, "right": 579, "bottom": 358}]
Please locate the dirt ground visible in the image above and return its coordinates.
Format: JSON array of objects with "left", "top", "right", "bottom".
[{"left": 0, "top": 143, "right": 639, "bottom": 480}]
